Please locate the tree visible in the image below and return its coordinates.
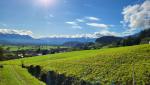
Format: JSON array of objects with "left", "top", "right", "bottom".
[
  {"left": 0, "top": 46, "right": 4, "bottom": 61},
  {"left": 42, "top": 50, "right": 49, "bottom": 55},
  {"left": 139, "top": 28, "right": 150, "bottom": 39},
  {"left": 36, "top": 47, "right": 41, "bottom": 53},
  {"left": 120, "top": 37, "right": 140, "bottom": 46}
]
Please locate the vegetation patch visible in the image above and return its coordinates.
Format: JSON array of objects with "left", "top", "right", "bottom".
[
  {"left": 1, "top": 44, "right": 150, "bottom": 85},
  {"left": 26, "top": 65, "right": 94, "bottom": 85}
]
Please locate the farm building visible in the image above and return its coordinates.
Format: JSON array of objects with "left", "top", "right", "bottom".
[{"left": 140, "top": 37, "right": 150, "bottom": 44}]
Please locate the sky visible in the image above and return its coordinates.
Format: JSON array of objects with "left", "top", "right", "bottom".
[{"left": 0, "top": 0, "right": 149, "bottom": 38}]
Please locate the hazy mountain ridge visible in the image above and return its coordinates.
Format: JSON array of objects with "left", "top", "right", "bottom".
[
  {"left": 0, "top": 33, "right": 96, "bottom": 45},
  {"left": 0, "top": 28, "right": 149, "bottom": 45}
]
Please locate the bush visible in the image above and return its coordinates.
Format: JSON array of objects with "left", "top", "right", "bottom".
[
  {"left": 0, "top": 47, "right": 4, "bottom": 61},
  {"left": 0, "top": 65, "right": 3, "bottom": 68}
]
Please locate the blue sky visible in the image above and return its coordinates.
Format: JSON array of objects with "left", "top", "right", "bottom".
[{"left": 0, "top": 0, "right": 149, "bottom": 38}]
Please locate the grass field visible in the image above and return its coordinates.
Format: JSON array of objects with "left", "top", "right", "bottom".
[
  {"left": 0, "top": 44, "right": 150, "bottom": 85},
  {"left": 0, "top": 65, "right": 45, "bottom": 85}
]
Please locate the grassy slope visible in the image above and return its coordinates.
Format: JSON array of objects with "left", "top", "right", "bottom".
[
  {"left": 0, "top": 65, "right": 45, "bottom": 85},
  {"left": 1, "top": 44, "right": 150, "bottom": 84}
]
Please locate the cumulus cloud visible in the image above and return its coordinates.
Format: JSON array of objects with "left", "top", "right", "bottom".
[
  {"left": 86, "top": 17, "right": 100, "bottom": 21},
  {"left": 86, "top": 23, "right": 108, "bottom": 29},
  {"left": 0, "top": 29, "right": 33, "bottom": 36},
  {"left": 122, "top": 0, "right": 150, "bottom": 30}
]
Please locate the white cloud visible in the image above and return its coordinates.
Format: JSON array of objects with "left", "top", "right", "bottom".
[
  {"left": 0, "top": 28, "right": 119, "bottom": 39},
  {"left": 86, "top": 23, "right": 108, "bottom": 29},
  {"left": 0, "top": 29, "right": 33, "bottom": 36},
  {"left": 76, "top": 19, "right": 85, "bottom": 22},
  {"left": 66, "top": 16, "right": 112, "bottom": 30},
  {"left": 86, "top": 17, "right": 100, "bottom": 21},
  {"left": 66, "top": 21, "right": 78, "bottom": 25},
  {"left": 66, "top": 17, "right": 113, "bottom": 29},
  {"left": 122, "top": 0, "right": 150, "bottom": 30},
  {"left": 66, "top": 21, "right": 82, "bottom": 29},
  {"left": 45, "top": 30, "right": 119, "bottom": 38},
  {"left": 94, "top": 30, "right": 119, "bottom": 37}
]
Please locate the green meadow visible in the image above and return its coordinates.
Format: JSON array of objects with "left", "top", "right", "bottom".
[
  {"left": 0, "top": 65, "right": 45, "bottom": 85},
  {"left": 0, "top": 44, "right": 150, "bottom": 85}
]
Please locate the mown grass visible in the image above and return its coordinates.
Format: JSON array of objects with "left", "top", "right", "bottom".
[
  {"left": 1, "top": 44, "right": 150, "bottom": 85},
  {"left": 0, "top": 65, "right": 45, "bottom": 85}
]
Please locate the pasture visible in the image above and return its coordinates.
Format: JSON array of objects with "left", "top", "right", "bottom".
[{"left": 0, "top": 44, "right": 150, "bottom": 85}]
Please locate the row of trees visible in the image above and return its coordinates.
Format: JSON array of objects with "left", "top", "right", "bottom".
[
  {"left": 0, "top": 46, "right": 70, "bottom": 61},
  {"left": 0, "top": 47, "right": 21, "bottom": 61},
  {"left": 118, "top": 29, "right": 150, "bottom": 46}
]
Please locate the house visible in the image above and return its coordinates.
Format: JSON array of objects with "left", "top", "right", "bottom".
[{"left": 140, "top": 37, "right": 150, "bottom": 44}]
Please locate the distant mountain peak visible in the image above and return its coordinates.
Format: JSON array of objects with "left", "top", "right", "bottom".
[{"left": 0, "top": 33, "right": 96, "bottom": 45}]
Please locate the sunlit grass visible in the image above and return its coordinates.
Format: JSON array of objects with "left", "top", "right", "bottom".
[{"left": 1, "top": 44, "right": 150, "bottom": 84}]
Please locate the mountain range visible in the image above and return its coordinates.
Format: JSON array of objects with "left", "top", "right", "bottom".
[
  {"left": 0, "top": 33, "right": 96, "bottom": 45},
  {"left": 1, "top": 29, "right": 149, "bottom": 46}
]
